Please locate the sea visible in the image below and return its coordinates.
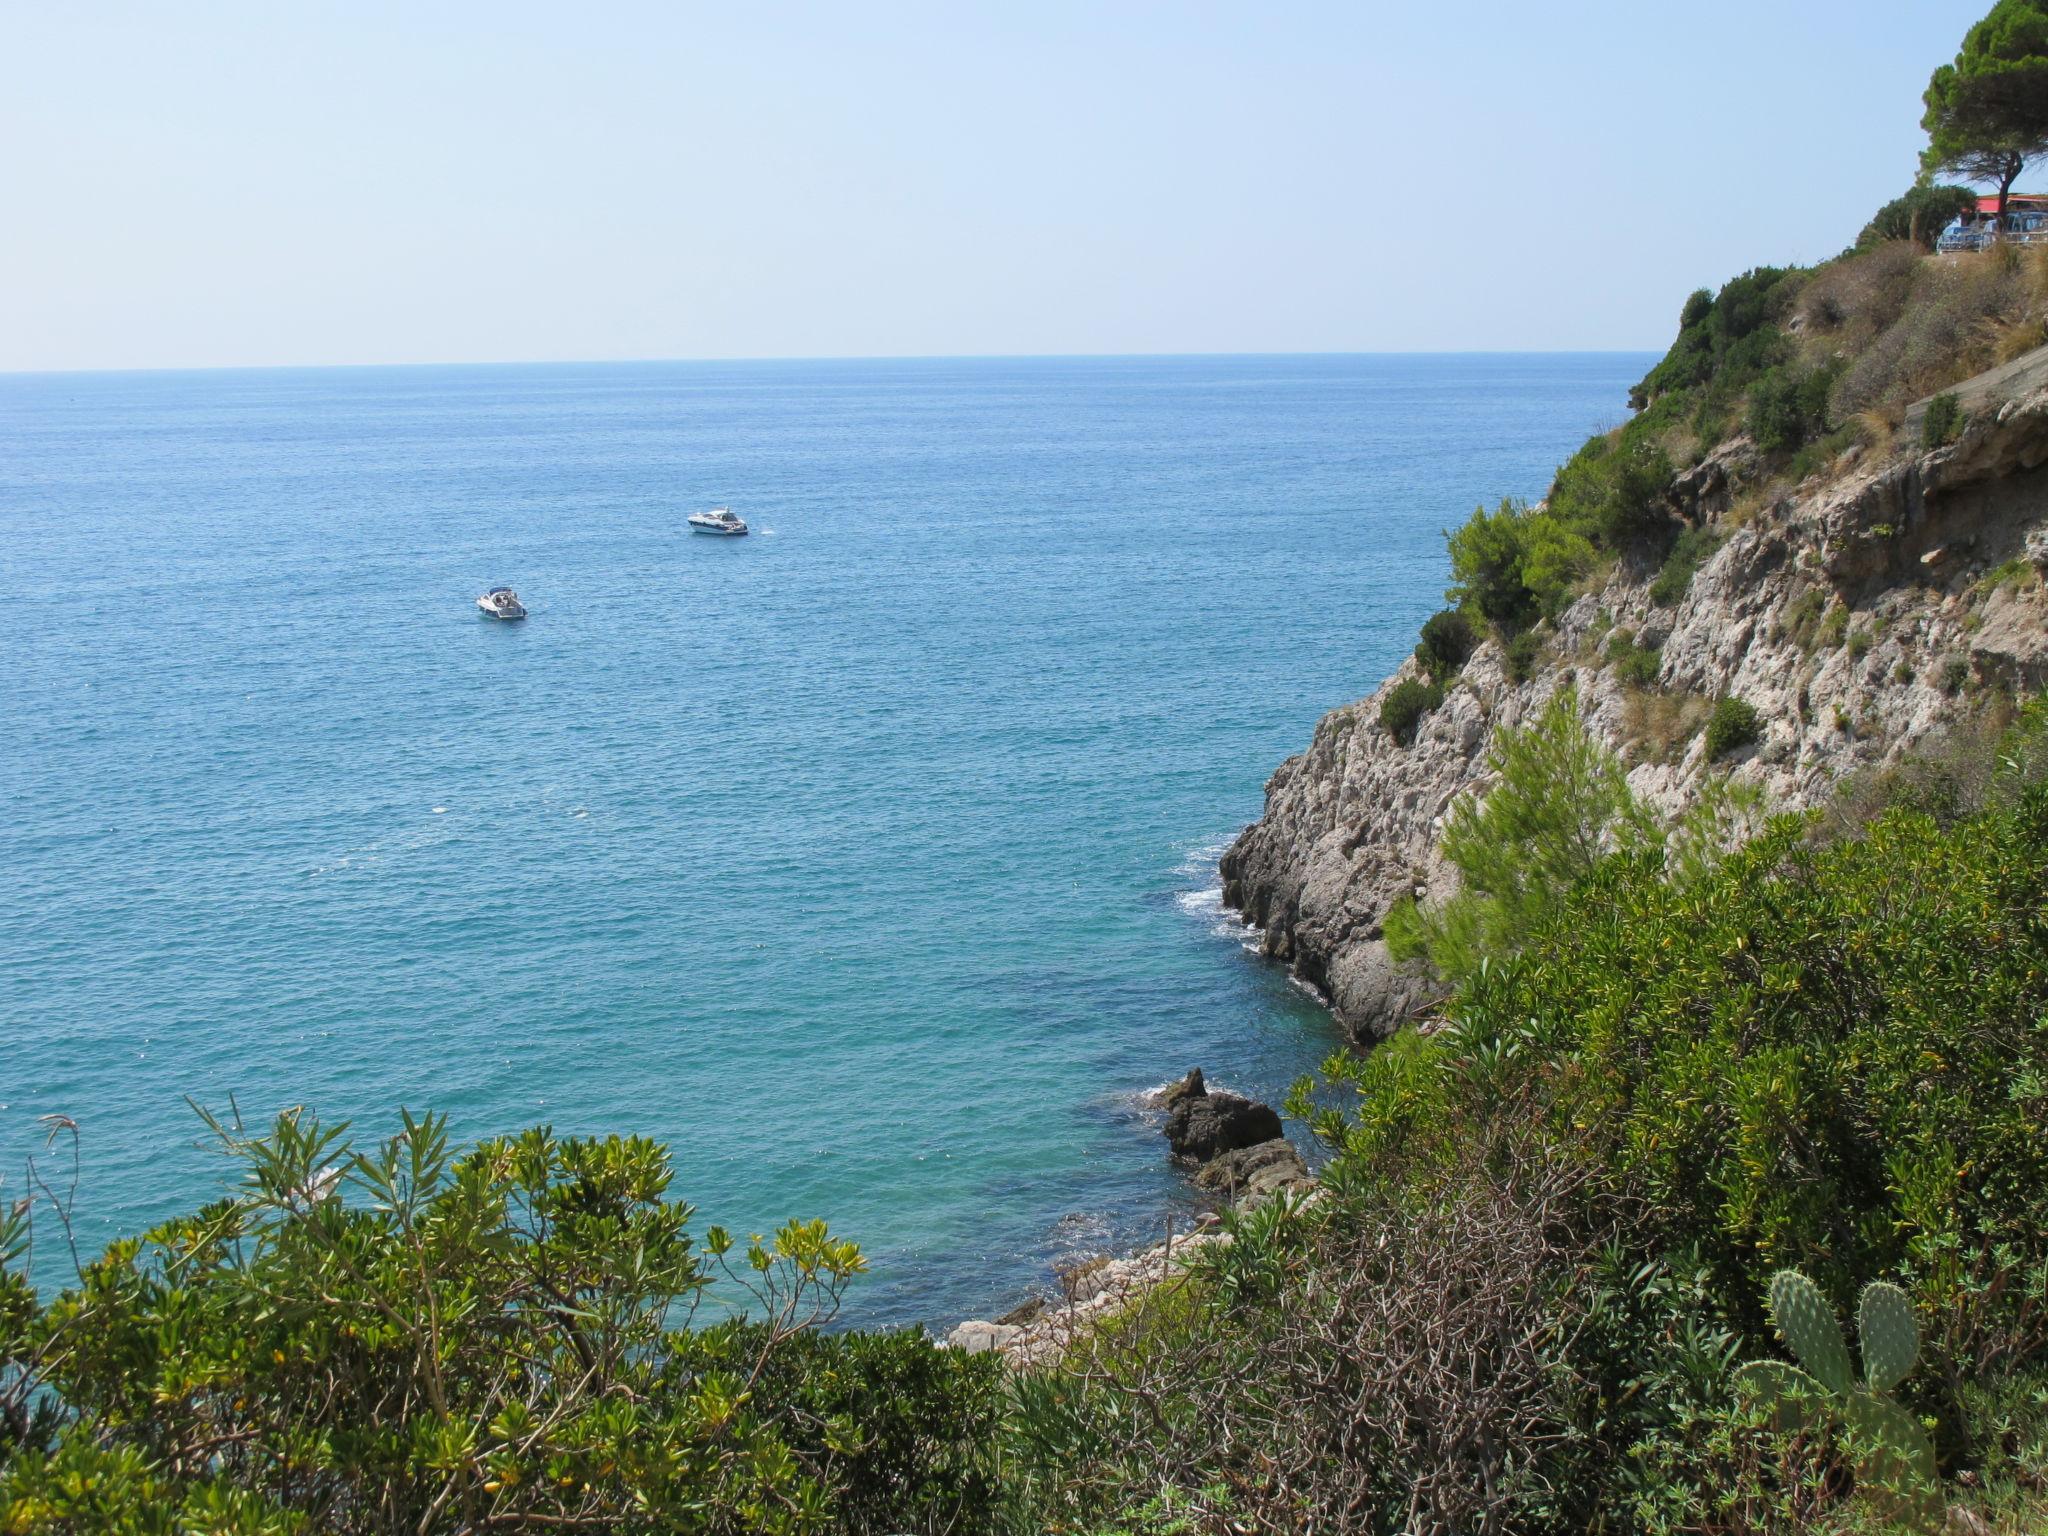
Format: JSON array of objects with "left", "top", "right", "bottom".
[{"left": 0, "top": 353, "right": 1652, "bottom": 1326}]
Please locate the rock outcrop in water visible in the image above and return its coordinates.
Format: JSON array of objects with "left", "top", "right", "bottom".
[
  {"left": 1158, "top": 1067, "right": 1284, "bottom": 1164},
  {"left": 947, "top": 1070, "right": 1308, "bottom": 1360},
  {"left": 1222, "top": 383, "right": 2048, "bottom": 1043}
]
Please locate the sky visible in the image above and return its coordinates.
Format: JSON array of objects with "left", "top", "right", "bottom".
[{"left": 0, "top": 1, "right": 1999, "bottom": 372}]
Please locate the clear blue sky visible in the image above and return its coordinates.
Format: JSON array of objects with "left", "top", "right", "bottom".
[{"left": 0, "top": 1, "right": 1995, "bottom": 371}]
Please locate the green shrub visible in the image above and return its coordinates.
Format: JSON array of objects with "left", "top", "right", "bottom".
[
  {"left": 1505, "top": 628, "right": 1543, "bottom": 682},
  {"left": 1606, "top": 629, "right": 1663, "bottom": 688},
  {"left": 1704, "top": 696, "right": 1762, "bottom": 758},
  {"left": 1858, "top": 184, "right": 1979, "bottom": 252},
  {"left": 1747, "top": 361, "right": 1844, "bottom": 455},
  {"left": 1379, "top": 677, "right": 1444, "bottom": 746},
  {"left": 1551, "top": 434, "right": 1678, "bottom": 548},
  {"left": 1453, "top": 788, "right": 2048, "bottom": 1359},
  {"left": 1649, "top": 525, "right": 1724, "bottom": 607},
  {"left": 1630, "top": 267, "right": 1803, "bottom": 412},
  {"left": 1389, "top": 686, "right": 1654, "bottom": 983},
  {"left": 0, "top": 1114, "right": 1002, "bottom": 1536},
  {"left": 1414, "top": 607, "right": 1478, "bottom": 682},
  {"left": 1819, "top": 602, "right": 1851, "bottom": 649},
  {"left": 1446, "top": 498, "right": 1539, "bottom": 627},
  {"left": 1924, "top": 392, "right": 1966, "bottom": 448}
]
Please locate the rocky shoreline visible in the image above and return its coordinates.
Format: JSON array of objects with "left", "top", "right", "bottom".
[
  {"left": 946, "top": 1069, "right": 1311, "bottom": 1365},
  {"left": 952, "top": 381, "right": 2048, "bottom": 1367}
]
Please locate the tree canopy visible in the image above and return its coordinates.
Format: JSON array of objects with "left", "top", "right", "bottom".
[{"left": 1921, "top": 0, "right": 2048, "bottom": 214}]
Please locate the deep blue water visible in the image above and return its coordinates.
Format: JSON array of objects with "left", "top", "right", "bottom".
[{"left": 0, "top": 354, "right": 1649, "bottom": 1325}]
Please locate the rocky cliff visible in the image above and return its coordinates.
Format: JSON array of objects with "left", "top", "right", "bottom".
[{"left": 1222, "top": 379, "right": 2048, "bottom": 1044}]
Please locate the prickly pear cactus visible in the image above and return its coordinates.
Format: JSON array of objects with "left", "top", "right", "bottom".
[
  {"left": 1859, "top": 1280, "right": 1919, "bottom": 1393},
  {"left": 1738, "top": 1269, "right": 1943, "bottom": 1535},
  {"left": 1767, "top": 1269, "right": 1853, "bottom": 1394}
]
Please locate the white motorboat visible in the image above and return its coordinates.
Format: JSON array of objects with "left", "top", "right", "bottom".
[
  {"left": 476, "top": 586, "right": 527, "bottom": 620},
  {"left": 687, "top": 506, "right": 749, "bottom": 536}
]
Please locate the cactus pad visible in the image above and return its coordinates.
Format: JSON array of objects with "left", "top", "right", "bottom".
[
  {"left": 1859, "top": 1281, "right": 1919, "bottom": 1393},
  {"left": 1841, "top": 1389, "right": 1943, "bottom": 1533},
  {"left": 1733, "top": 1359, "right": 1830, "bottom": 1437},
  {"left": 1768, "top": 1269, "right": 1853, "bottom": 1394}
]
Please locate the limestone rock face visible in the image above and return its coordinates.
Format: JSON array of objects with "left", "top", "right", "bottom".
[
  {"left": 945, "top": 1320, "right": 1019, "bottom": 1354},
  {"left": 1223, "top": 388, "right": 2048, "bottom": 1043}
]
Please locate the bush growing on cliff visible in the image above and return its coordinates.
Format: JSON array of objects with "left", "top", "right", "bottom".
[
  {"left": 1549, "top": 433, "right": 1677, "bottom": 548},
  {"left": 1386, "top": 686, "right": 1653, "bottom": 984},
  {"left": 1704, "top": 695, "right": 1762, "bottom": 758},
  {"left": 1445, "top": 498, "right": 1594, "bottom": 629},
  {"left": 1649, "top": 524, "right": 1724, "bottom": 607},
  {"left": 1925, "top": 391, "right": 1966, "bottom": 448},
  {"left": 1378, "top": 677, "right": 1444, "bottom": 746},
  {"left": 1746, "top": 359, "right": 1844, "bottom": 455},
  {"left": 1414, "top": 608, "right": 1477, "bottom": 682},
  {"left": 1504, "top": 627, "right": 1544, "bottom": 682},
  {"left": 1605, "top": 629, "right": 1663, "bottom": 688}
]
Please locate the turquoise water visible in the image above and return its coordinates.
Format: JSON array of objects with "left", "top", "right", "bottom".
[{"left": 0, "top": 354, "right": 1649, "bottom": 1325}]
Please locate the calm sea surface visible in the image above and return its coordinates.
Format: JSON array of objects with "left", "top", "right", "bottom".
[{"left": 0, "top": 354, "right": 1649, "bottom": 1325}]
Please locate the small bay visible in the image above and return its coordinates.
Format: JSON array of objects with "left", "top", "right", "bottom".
[{"left": 0, "top": 353, "right": 1649, "bottom": 1324}]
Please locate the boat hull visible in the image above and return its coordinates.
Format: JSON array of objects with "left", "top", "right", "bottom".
[{"left": 688, "top": 525, "right": 747, "bottom": 536}]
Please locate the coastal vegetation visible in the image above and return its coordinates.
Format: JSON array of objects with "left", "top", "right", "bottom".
[
  {"left": 1004, "top": 699, "right": 2048, "bottom": 1534},
  {"left": 0, "top": 1118, "right": 1004, "bottom": 1534},
  {"left": 1366, "top": 1, "right": 2048, "bottom": 756},
  {"left": 1919, "top": 0, "right": 2048, "bottom": 217},
  {"left": 9, "top": 5, "right": 2048, "bottom": 1534}
]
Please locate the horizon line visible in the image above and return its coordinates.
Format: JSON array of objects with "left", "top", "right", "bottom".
[{"left": 0, "top": 346, "right": 1666, "bottom": 383}]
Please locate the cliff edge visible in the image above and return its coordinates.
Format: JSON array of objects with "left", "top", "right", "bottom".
[{"left": 1222, "top": 377, "right": 2048, "bottom": 1042}]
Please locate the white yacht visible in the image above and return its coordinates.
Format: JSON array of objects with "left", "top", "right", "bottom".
[
  {"left": 687, "top": 506, "right": 749, "bottom": 536},
  {"left": 476, "top": 586, "right": 527, "bottom": 620}
]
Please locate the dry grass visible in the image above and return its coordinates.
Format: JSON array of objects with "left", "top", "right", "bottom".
[
  {"left": 1622, "top": 688, "right": 1714, "bottom": 763},
  {"left": 1854, "top": 406, "right": 1900, "bottom": 458},
  {"left": 1797, "top": 240, "right": 1922, "bottom": 349},
  {"left": 1832, "top": 246, "right": 2039, "bottom": 420},
  {"left": 1986, "top": 310, "right": 2048, "bottom": 367},
  {"left": 1723, "top": 485, "right": 1773, "bottom": 530}
]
